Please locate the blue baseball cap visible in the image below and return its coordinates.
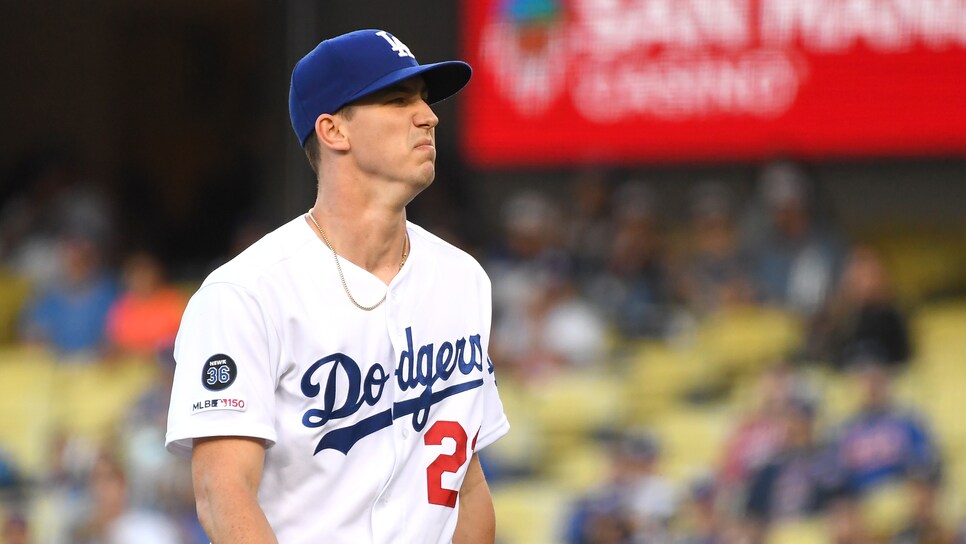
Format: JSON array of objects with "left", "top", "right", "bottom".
[{"left": 289, "top": 29, "right": 472, "bottom": 146}]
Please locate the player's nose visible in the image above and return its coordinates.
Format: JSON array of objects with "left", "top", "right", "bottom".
[{"left": 414, "top": 99, "right": 438, "bottom": 129}]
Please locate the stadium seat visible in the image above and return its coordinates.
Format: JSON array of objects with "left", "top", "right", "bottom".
[
  {"left": 920, "top": 387, "right": 966, "bottom": 453},
  {"left": 859, "top": 480, "right": 911, "bottom": 539},
  {"left": 695, "top": 306, "right": 802, "bottom": 378},
  {"left": 943, "top": 461, "right": 966, "bottom": 525},
  {"left": 53, "top": 355, "right": 159, "bottom": 440},
  {"left": 868, "top": 231, "right": 966, "bottom": 306},
  {"left": 814, "top": 370, "right": 863, "bottom": 424},
  {"left": 912, "top": 299, "right": 966, "bottom": 368},
  {"left": 766, "top": 519, "right": 828, "bottom": 544},
  {"left": 540, "top": 439, "right": 611, "bottom": 494},
  {"left": 482, "top": 376, "right": 542, "bottom": 476},
  {"left": 491, "top": 481, "right": 572, "bottom": 544},
  {"left": 530, "top": 370, "right": 622, "bottom": 462},
  {"left": 0, "top": 269, "right": 32, "bottom": 345},
  {"left": 650, "top": 407, "right": 729, "bottom": 485},
  {"left": 0, "top": 346, "right": 58, "bottom": 478},
  {"left": 622, "top": 344, "right": 718, "bottom": 425}
]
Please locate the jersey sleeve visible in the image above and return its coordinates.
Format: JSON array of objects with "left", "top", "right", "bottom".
[
  {"left": 475, "top": 354, "right": 510, "bottom": 452},
  {"left": 165, "top": 281, "right": 280, "bottom": 457},
  {"left": 474, "top": 272, "right": 510, "bottom": 452}
]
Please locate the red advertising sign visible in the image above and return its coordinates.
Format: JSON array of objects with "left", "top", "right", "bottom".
[{"left": 461, "top": 0, "right": 966, "bottom": 166}]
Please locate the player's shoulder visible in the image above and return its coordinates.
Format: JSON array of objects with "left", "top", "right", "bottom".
[
  {"left": 408, "top": 222, "right": 489, "bottom": 279},
  {"left": 202, "top": 216, "right": 314, "bottom": 290}
]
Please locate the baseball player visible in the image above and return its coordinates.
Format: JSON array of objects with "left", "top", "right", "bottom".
[{"left": 165, "top": 29, "right": 510, "bottom": 544}]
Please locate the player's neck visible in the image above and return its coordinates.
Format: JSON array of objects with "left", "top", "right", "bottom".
[{"left": 308, "top": 195, "right": 409, "bottom": 283}]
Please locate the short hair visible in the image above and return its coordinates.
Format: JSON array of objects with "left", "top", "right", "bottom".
[
  {"left": 303, "top": 133, "right": 321, "bottom": 177},
  {"left": 302, "top": 105, "right": 355, "bottom": 176}
]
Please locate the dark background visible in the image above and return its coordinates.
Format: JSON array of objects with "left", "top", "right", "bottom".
[{"left": 2, "top": 0, "right": 964, "bottom": 280}]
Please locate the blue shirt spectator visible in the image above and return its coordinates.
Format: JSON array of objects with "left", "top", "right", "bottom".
[
  {"left": 829, "top": 362, "right": 940, "bottom": 495},
  {"left": 22, "top": 275, "right": 117, "bottom": 355},
  {"left": 20, "top": 235, "right": 118, "bottom": 356}
]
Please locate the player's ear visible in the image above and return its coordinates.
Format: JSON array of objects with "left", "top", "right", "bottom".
[{"left": 315, "top": 114, "right": 350, "bottom": 152}]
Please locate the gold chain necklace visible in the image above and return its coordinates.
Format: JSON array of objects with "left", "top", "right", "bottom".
[{"left": 306, "top": 210, "right": 409, "bottom": 311}]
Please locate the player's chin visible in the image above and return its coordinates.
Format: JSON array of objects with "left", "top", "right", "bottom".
[
  {"left": 414, "top": 174, "right": 435, "bottom": 194},
  {"left": 413, "top": 162, "right": 436, "bottom": 187}
]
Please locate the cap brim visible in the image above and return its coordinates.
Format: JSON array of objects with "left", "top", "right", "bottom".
[{"left": 343, "top": 60, "right": 472, "bottom": 110}]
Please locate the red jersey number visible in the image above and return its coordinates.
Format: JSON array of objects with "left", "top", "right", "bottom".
[{"left": 424, "top": 420, "right": 468, "bottom": 507}]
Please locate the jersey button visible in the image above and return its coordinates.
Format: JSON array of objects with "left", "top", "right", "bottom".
[{"left": 401, "top": 428, "right": 410, "bottom": 439}]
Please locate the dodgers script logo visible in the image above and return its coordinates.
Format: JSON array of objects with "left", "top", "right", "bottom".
[{"left": 300, "top": 327, "right": 493, "bottom": 455}]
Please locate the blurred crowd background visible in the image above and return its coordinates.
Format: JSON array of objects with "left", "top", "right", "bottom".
[{"left": 3, "top": 1, "right": 966, "bottom": 543}]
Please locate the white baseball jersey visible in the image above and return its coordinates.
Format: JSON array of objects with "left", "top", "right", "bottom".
[{"left": 165, "top": 216, "right": 510, "bottom": 544}]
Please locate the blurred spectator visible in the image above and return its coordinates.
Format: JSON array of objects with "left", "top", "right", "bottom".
[
  {"left": 826, "top": 494, "right": 877, "bottom": 544},
  {"left": 891, "top": 470, "right": 952, "bottom": 544},
  {"left": 744, "top": 160, "right": 846, "bottom": 317},
  {"left": 805, "top": 245, "right": 911, "bottom": 369},
  {"left": 118, "top": 354, "right": 206, "bottom": 543},
  {"left": 566, "top": 493, "right": 630, "bottom": 544},
  {"left": 41, "top": 431, "right": 106, "bottom": 544},
  {"left": 828, "top": 361, "right": 941, "bottom": 497},
  {"left": 105, "top": 251, "right": 188, "bottom": 358},
  {"left": 564, "top": 169, "right": 616, "bottom": 284},
  {"left": 492, "top": 273, "right": 608, "bottom": 381},
  {"left": 674, "top": 475, "right": 735, "bottom": 544},
  {"left": 0, "top": 147, "right": 115, "bottom": 290},
  {"left": 744, "top": 395, "right": 832, "bottom": 539},
  {"left": 207, "top": 217, "right": 273, "bottom": 277},
  {"left": 70, "top": 451, "right": 181, "bottom": 544},
  {"left": 489, "top": 192, "right": 606, "bottom": 380},
  {"left": 674, "top": 180, "right": 756, "bottom": 317},
  {"left": 19, "top": 233, "right": 118, "bottom": 358},
  {"left": 488, "top": 190, "right": 570, "bottom": 314},
  {"left": 0, "top": 447, "right": 20, "bottom": 492},
  {"left": 2, "top": 511, "right": 30, "bottom": 544},
  {"left": 586, "top": 181, "right": 673, "bottom": 339},
  {"left": 718, "top": 365, "right": 801, "bottom": 500},
  {"left": 565, "top": 430, "right": 679, "bottom": 544}
]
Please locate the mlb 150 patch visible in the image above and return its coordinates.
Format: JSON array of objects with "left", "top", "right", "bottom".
[
  {"left": 202, "top": 354, "right": 237, "bottom": 391},
  {"left": 191, "top": 398, "right": 247, "bottom": 414}
]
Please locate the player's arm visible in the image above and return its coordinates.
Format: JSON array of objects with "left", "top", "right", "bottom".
[
  {"left": 192, "top": 436, "right": 278, "bottom": 544},
  {"left": 453, "top": 453, "right": 496, "bottom": 544}
]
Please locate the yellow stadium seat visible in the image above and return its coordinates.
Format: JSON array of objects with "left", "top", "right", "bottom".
[
  {"left": 859, "top": 481, "right": 911, "bottom": 539},
  {"left": 541, "top": 440, "right": 611, "bottom": 494},
  {"left": 942, "top": 461, "right": 966, "bottom": 525},
  {"left": 53, "top": 355, "right": 159, "bottom": 441},
  {"left": 622, "top": 344, "right": 715, "bottom": 424},
  {"left": 815, "top": 371, "right": 863, "bottom": 424},
  {"left": 650, "top": 407, "right": 729, "bottom": 484},
  {"left": 766, "top": 519, "right": 828, "bottom": 544},
  {"left": 0, "top": 346, "right": 58, "bottom": 478},
  {"left": 911, "top": 300, "right": 966, "bottom": 369},
  {"left": 491, "top": 481, "right": 572, "bottom": 544},
  {"left": 696, "top": 306, "right": 802, "bottom": 378},
  {"left": 531, "top": 370, "right": 621, "bottom": 460},
  {"left": 919, "top": 386, "right": 966, "bottom": 453},
  {"left": 483, "top": 376, "right": 542, "bottom": 475},
  {"left": 869, "top": 232, "right": 966, "bottom": 306},
  {"left": 0, "top": 269, "right": 32, "bottom": 345}
]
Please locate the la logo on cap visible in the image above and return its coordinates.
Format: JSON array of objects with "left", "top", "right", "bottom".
[{"left": 376, "top": 31, "right": 415, "bottom": 59}]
